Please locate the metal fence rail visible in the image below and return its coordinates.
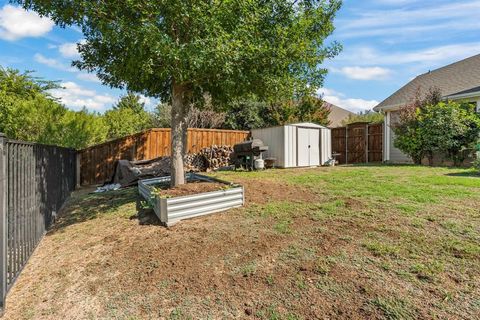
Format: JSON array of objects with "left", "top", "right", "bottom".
[{"left": 0, "top": 133, "right": 76, "bottom": 314}]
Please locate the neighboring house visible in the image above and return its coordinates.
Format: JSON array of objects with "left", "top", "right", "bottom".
[
  {"left": 374, "top": 54, "right": 480, "bottom": 163},
  {"left": 324, "top": 102, "right": 355, "bottom": 128}
]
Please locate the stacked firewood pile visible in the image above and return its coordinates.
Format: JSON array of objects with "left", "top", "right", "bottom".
[
  {"left": 185, "top": 145, "right": 233, "bottom": 172},
  {"left": 111, "top": 146, "right": 234, "bottom": 187}
]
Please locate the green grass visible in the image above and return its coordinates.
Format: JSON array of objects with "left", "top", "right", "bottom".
[
  {"left": 215, "top": 165, "right": 480, "bottom": 317},
  {"left": 8, "top": 165, "right": 480, "bottom": 320},
  {"left": 370, "top": 297, "right": 416, "bottom": 320},
  {"left": 363, "top": 240, "right": 400, "bottom": 257}
]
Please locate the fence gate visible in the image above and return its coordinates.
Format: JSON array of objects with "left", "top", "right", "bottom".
[
  {"left": 0, "top": 134, "right": 76, "bottom": 313},
  {"left": 331, "top": 122, "right": 383, "bottom": 164}
]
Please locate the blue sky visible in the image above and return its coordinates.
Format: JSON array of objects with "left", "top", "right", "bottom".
[{"left": 1, "top": 0, "right": 479, "bottom": 113}]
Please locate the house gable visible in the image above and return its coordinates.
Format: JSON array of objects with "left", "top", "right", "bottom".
[{"left": 374, "top": 54, "right": 480, "bottom": 112}]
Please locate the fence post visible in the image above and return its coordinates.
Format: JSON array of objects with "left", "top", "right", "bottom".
[
  {"left": 366, "top": 124, "right": 369, "bottom": 163},
  {"left": 76, "top": 152, "right": 81, "bottom": 189},
  {"left": 0, "top": 133, "right": 7, "bottom": 315},
  {"left": 345, "top": 126, "right": 348, "bottom": 165}
]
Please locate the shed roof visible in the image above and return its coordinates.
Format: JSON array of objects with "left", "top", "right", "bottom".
[
  {"left": 374, "top": 54, "right": 480, "bottom": 111},
  {"left": 289, "top": 122, "right": 329, "bottom": 129},
  {"left": 251, "top": 122, "right": 330, "bottom": 132}
]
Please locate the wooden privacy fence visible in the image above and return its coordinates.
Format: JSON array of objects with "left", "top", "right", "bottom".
[
  {"left": 79, "top": 128, "right": 250, "bottom": 186},
  {"left": 0, "top": 133, "right": 76, "bottom": 313},
  {"left": 331, "top": 122, "right": 383, "bottom": 164}
]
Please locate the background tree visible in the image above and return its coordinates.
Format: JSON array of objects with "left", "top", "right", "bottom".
[
  {"left": 295, "top": 95, "right": 331, "bottom": 126},
  {"left": 152, "top": 103, "right": 173, "bottom": 129},
  {"left": 267, "top": 95, "right": 331, "bottom": 126},
  {"left": 223, "top": 99, "right": 269, "bottom": 130},
  {"left": 16, "top": 0, "right": 342, "bottom": 186},
  {"left": 342, "top": 110, "right": 383, "bottom": 126},
  {"left": 392, "top": 87, "right": 443, "bottom": 164},
  {"left": 419, "top": 102, "right": 480, "bottom": 166},
  {"left": 59, "top": 108, "right": 108, "bottom": 149},
  {"left": 0, "top": 66, "right": 108, "bottom": 149},
  {"left": 153, "top": 95, "right": 226, "bottom": 129},
  {"left": 104, "top": 93, "right": 152, "bottom": 139},
  {"left": 393, "top": 87, "right": 480, "bottom": 166}
]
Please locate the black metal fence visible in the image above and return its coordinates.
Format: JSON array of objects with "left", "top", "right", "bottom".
[{"left": 0, "top": 133, "right": 76, "bottom": 313}]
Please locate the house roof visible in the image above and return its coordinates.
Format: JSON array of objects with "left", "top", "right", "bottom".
[
  {"left": 324, "top": 102, "right": 355, "bottom": 127},
  {"left": 374, "top": 54, "right": 480, "bottom": 111}
]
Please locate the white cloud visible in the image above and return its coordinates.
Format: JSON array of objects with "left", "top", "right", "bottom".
[
  {"left": 373, "top": 0, "right": 417, "bottom": 4},
  {"left": 35, "top": 52, "right": 102, "bottom": 84},
  {"left": 338, "top": 1, "right": 480, "bottom": 38},
  {"left": 34, "top": 53, "right": 76, "bottom": 72},
  {"left": 50, "top": 81, "right": 116, "bottom": 111},
  {"left": 318, "top": 88, "right": 379, "bottom": 113},
  {"left": 332, "top": 66, "right": 392, "bottom": 80},
  {"left": 139, "top": 95, "right": 153, "bottom": 107},
  {"left": 58, "top": 42, "right": 80, "bottom": 59},
  {"left": 76, "top": 72, "right": 101, "bottom": 83},
  {"left": 337, "top": 43, "right": 480, "bottom": 69},
  {"left": 0, "top": 5, "right": 54, "bottom": 41}
]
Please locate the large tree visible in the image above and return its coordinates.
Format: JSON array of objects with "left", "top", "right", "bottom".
[{"left": 16, "top": 0, "right": 342, "bottom": 185}]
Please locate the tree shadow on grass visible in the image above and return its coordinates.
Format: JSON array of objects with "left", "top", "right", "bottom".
[
  {"left": 129, "top": 208, "right": 162, "bottom": 226},
  {"left": 445, "top": 171, "right": 480, "bottom": 178},
  {"left": 339, "top": 163, "right": 420, "bottom": 168},
  {"left": 48, "top": 187, "right": 161, "bottom": 234}
]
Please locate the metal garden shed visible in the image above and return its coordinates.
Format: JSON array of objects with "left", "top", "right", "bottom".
[{"left": 251, "top": 122, "right": 332, "bottom": 168}]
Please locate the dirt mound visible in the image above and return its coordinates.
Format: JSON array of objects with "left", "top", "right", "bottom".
[{"left": 153, "top": 181, "right": 228, "bottom": 197}]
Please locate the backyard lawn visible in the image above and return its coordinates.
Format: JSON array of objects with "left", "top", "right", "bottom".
[{"left": 4, "top": 165, "right": 480, "bottom": 320}]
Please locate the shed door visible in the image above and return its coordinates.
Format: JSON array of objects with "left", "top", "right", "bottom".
[
  {"left": 297, "top": 128, "right": 320, "bottom": 167},
  {"left": 309, "top": 129, "right": 320, "bottom": 166}
]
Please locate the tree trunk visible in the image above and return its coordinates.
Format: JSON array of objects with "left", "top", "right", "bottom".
[
  {"left": 170, "top": 82, "right": 188, "bottom": 187},
  {"left": 427, "top": 151, "right": 434, "bottom": 166}
]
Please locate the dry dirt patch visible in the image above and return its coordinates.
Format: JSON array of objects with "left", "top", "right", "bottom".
[
  {"left": 3, "top": 166, "right": 480, "bottom": 319},
  {"left": 153, "top": 181, "right": 228, "bottom": 197}
]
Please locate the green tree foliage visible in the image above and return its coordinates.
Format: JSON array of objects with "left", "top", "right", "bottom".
[
  {"left": 393, "top": 88, "right": 480, "bottom": 166},
  {"left": 268, "top": 95, "right": 331, "bottom": 126},
  {"left": 393, "top": 88, "right": 442, "bottom": 164},
  {"left": 223, "top": 95, "right": 332, "bottom": 130},
  {"left": 104, "top": 92, "right": 152, "bottom": 139},
  {"left": 295, "top": 95, "right": 331, "bottom": 126},
  {"left": 342, "top": 110, "right": 383, "bottom": 126},
  {"left": 15, "top": 0, "right": 342, "bottom": 185},
  {"left": 60, "top": 108, "right": 108, "bottom": 149},
  {"left": 223, "top": 99, "right": 269, "bottom": 130},
  {"left": 0, "top": 67, "right": 107, "bottom": 149},
  {"left": 152, "top": 96, "right": 226, "bottom": 129},
  {"left": 419, "top": 102, "right": 480, "bottom": 165},
  {"left": 152, "top": 103, "right": 172, "bottom": 129},
  {"left": 474, "top": 157, "right": 480, "bottom": 174}
]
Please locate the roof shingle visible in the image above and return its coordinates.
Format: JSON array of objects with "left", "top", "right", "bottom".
[{"left": 374, "top": 54, "right": 480, "bottom": 111}]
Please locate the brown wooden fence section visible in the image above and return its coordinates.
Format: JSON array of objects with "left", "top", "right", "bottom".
[
  {"left": 79, "top": 128, "right": 249, "bottom": 186},
  {"left": 331, "top": 122, "right": 383, "bottom": 165}
]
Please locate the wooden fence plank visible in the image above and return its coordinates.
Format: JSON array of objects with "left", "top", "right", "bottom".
[
  {"left": 79, "top": 128, "right": 249, "bottom": 186},
  {"left": 331, "top": 123, "right": 383, "bottom": 165}
]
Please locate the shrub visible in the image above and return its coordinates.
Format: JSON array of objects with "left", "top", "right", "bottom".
[
  {"left": 393, "top": 87, "right": 480, "bottom": 166},
  {"left": 473, "top": 157, "right": 480, "bottom": 173}
]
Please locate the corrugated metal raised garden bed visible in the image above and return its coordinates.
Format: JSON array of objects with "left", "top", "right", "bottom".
[{"left": 139, "top": 173, "right": 244, "bottom": 226}]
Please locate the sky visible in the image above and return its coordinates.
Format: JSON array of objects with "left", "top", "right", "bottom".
[{"left": 0, "top": 0, "right": 479, "bottom": 114}]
